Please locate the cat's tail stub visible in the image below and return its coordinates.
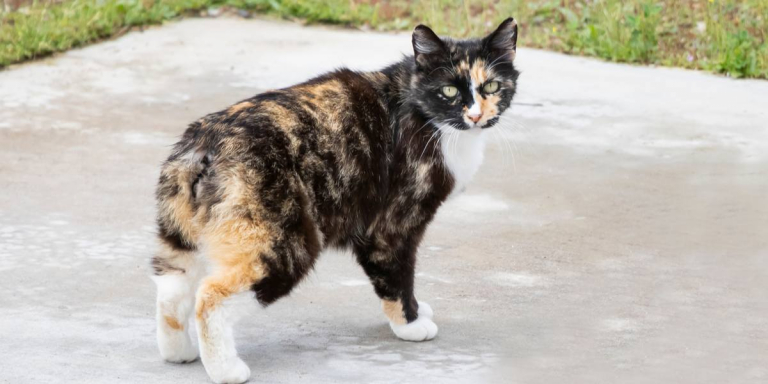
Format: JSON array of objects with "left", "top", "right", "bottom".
[{"left": 154, "top": 149, "right": 209, "bottom": 261}]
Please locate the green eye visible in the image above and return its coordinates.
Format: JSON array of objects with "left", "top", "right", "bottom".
[
  {"left": 483, "top": 81, "right": 500, "bottom": 94},
  {"left": 441, "top": 86, "right": 458, "bottom": 98}
]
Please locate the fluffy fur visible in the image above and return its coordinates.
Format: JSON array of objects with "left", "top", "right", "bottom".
[{"left": 151, "top": 19, "right": 519, "bottom": 383}]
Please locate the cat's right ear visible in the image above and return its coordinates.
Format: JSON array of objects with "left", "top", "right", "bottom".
[{"left": 412, "top": 25, "right": 446, "bottom": 68}]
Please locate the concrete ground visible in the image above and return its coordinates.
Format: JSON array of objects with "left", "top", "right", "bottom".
[{"left": 1, "top": 17, "right": 767, "bottom": 384}]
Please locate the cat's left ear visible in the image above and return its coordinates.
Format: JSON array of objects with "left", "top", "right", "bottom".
[{"left": 483, "top": 17, "right": 518, "bottom": 61}]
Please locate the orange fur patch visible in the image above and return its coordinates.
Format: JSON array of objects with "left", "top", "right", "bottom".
[
  {"left": 480, "top": 93, "right": 501, "bottom": 120},
  {"left": 468, "top": 60, "right": 503, "bottom": 125},
  {"left": 228, "top": 101, "right": 254, "bottom": 114},
  {"left": 259, "top": 101, "right": 297, "bottom": 128},
  {"left": 295, "top": 80, "right": 347, "bottom": 132},
  {"left": 363, "top": 72, "right": 389, "bottom": 87},
  {"left": 382, "top": 299, "right": 407, "bottom": 325},
  {"left": 164, "top": 315, "right": 184, "bottom": 331},
  {"left": 301, "top": 79, "right": 344, "bottom": 100},
  {"left": 157, "top": 162, "right": 205, "bottom": 243},
  {"left": 258, "top": 101, "right": 303, "bottom": 154},
  {"left": 470, "top": 60, "right": 488, "bottom": 84},
  {"left": 196, "top": 212, "right": 273, "bottom": 320}
]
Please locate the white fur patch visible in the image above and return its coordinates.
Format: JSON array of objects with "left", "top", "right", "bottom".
[
  {"left": 389, "top": 301, "right": 438, "bottom": 342},
  {"left": 438, "top": 125, "right": 487, "bottom": 197},
  {"left": 153, "top": 273, "right": 199, "bottom": 363},
  {"left": 417, "top": 301, "right": 434, "bottom": 319},
  {"left": 390, "top": 317, "right": 438, "bottom": 341},
  {"left": 197, "top": 301, "right": 251, "bottom": 384},
  {"left": 467, "top": 79, "right": 482, "bottom": 118}
]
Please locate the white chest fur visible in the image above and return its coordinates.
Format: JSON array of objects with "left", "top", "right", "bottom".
[{"left": 438, "top": 125, "right": 487, "bottom": 197}]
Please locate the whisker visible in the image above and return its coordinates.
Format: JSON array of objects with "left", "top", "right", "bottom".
[
  {"left": 418, "top": 128, "right": 442, "bottom": 164},
  {"left": 486, "top": 56, "right": 513, "bottom": 73},
  {"left": 496, "top": 115, "right": 540, "bottom": 159},
  {"left": 432, "top": 127, "right": 444, "bottom": 165},
  {"left": 448, "top": 129, "right": 455, "bottom": 163},
  {"left": 453, "top": 129, "right": 461, "bottom": 161},
  {"left": 407, "top": 117, "right": 438, "bottom": 149},
  {"left": 490, "top": 127, "right": 508, "bottom": 167},
  {"left": 499, "top": 126, "right": 517, "bottom": 172}
]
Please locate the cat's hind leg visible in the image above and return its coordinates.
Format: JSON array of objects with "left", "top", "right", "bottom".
[
  {"left": 152, "top": 151, "right": 208, "bottom": 363},
  {"left": 194, "top": 197, "right": 320, "bottom": 383},
  {"left": 151, "top": 240, "right": 201, "bottom": 363},
  {"left": 194, "top": 214, "right": 280, "bottom": 384}
]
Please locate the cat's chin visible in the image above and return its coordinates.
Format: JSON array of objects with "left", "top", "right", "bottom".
[
  {"left": 454, "top": 116, "right": 500, "bottom": 130},
  {"left": 442, "top": 123, "right": 479, "bottom": 132},
  {"left": 481, "top": 117, "right": 501, "bottom": 129},
  {"left": 450, "top": 122, "right": 496, "bottom": 131}
]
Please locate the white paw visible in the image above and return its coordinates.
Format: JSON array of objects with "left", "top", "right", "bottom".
[
  {"left": 417, "top": 301, "right": 433, "bottom": 319},
  {"left": 390, "top": 316, "right": 438, "bottom": 342},
  {"left": 158, "top": 330, "right": 198, "bottom": 363},
  {"left": 160, "top": 342, "right": 199, "bottom": 364},
  {"left": 206, "top": 357, "right": 251, "bottom": 384}
]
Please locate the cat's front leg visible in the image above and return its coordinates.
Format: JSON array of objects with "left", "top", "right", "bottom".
[
  {"left": 354, "top": 241, "right": 438, "bottom": 342},
  {"left": 382, "top": 298, "right": 438, "bottom": 341}
]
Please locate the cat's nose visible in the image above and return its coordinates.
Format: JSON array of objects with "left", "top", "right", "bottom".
[{"left": 468, "top": 114, "right": 482, "bottom": 124}]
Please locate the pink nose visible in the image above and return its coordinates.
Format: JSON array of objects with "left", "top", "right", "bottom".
[{"left": 468, "top": 114, "right": 482, "bottom": 123}]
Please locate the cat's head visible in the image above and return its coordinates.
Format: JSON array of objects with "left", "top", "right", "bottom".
[{"left": 410, "top": 18, "right": 519, "bottom": 130}]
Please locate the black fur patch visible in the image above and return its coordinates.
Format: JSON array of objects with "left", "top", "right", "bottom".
[{"left": 157, "top": 221, "right": 196, "bottom": 253}]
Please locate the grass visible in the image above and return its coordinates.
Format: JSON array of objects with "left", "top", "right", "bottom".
[
  {"left": 0, "top": 0, "right": 376, "bottom": 67},
  {"left": 1, "top": 0, "right": 767, "bottom": 79}
]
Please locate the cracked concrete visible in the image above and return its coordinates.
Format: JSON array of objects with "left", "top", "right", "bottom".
[{"left": 1, "top": 17, "right": 767, "bottom": 384}]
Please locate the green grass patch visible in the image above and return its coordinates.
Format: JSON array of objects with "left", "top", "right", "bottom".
[
  {"left": 2, "top": 0, "right": 767, "bottom": 79},
  {"left": 368, "top": 0, "right": 767, "bottom": 79},
  {"left": 1, "top": 0, "right": 206, "bottom": 66},
  {"left": 0, "top": 0, "right": 374, "bottom": 66}
]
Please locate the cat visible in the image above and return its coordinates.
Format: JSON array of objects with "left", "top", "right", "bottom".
[{"left": 151, "top": 18, "right": 519, "bottom": 384}]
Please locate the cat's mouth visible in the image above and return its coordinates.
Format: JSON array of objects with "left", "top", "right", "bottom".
[
  {"left": 458, "top": 116, "right": 499, "bottom": 130},
  {"left": 443, "top": 115, "right": 500, "bottom": 131},
  {"left": 480, "top": 117, "right": 500, "bottom": 129}
]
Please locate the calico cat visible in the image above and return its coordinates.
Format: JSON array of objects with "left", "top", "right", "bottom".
[{"left": 151, "top": 18, "right": 519, "bottom": 383}]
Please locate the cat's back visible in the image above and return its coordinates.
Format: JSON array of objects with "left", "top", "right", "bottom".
[
  {"left": 162, "top": 69, "right": 394, "bottom": 229},
  {"left": 253, "top": 68, "right": 391, "bottom": 141},
  {"left": 174, "top": 68, "right": 391, "bottom": 162}
]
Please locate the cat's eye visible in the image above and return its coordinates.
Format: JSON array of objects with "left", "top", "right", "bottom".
[
  {"left": 483, "top": 81, "right": 501, "bottom": 94},
  {"left": 441, "top": 86, "right": 459, "bottom": 98}
]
